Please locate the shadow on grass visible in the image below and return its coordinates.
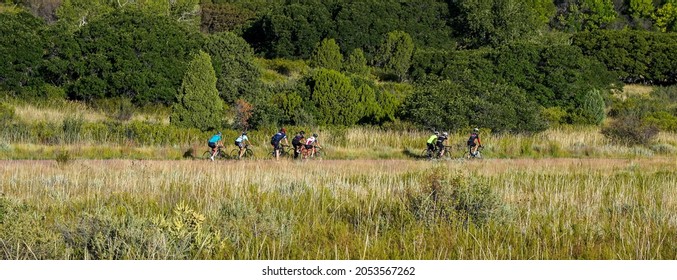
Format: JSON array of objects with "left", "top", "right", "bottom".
[{"left": 402, "top": 148, "right": 425, "bottom": 160}]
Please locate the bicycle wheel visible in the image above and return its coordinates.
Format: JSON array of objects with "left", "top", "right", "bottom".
[
  {"left": 420, "top": 149, "right": 430, "bottom": 159},
  {"left": 230, "top": 148, "right": 241, "bottom": 159},
  {"left": 441, "top": 148, "right": 453, "bottom": 159},
  {"left": 242, "top": 148, "right": 254, "bottom": 159},
  {"left": 202, "top": 151, "right": 212, "bottom": 160}
]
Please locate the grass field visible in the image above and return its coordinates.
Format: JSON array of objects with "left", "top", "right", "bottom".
[{"left": 1, "top": 158, "right": 675, "bottom": 259}]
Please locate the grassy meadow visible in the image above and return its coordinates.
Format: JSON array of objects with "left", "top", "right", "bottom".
[{"left": 1, "top": 158, "right": 675, "bottom": 259}]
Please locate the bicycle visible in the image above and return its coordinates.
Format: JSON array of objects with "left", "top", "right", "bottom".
[
  {"left": 464, "top": 145, "right": 484, "bottom": 159},
  {"left": 202, "top": 145, "right": 227, "bottom": 160},
  {"left": 230, "top": 144, "right": 254, "bottom": 160},
  {"left": 420, "top": 145, "right": 452, "bottom": 160},
  {"left": 271, "top": 144, "right": 293, "bottom": 159},
  {"left": 301, "top": 145, "right": 322, "bottom": 159}
]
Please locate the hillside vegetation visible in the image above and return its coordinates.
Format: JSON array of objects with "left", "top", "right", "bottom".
[{"left": 1, "top": 0, "right": 676, "bottom": 141}]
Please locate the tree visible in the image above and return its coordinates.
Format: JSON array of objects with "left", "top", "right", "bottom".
[
  {"left": 653, "top": 2, "right": 677, "bottom": 32},
  {"left": 70, "top": 9, "right": 202, "bottom": 104},
  {"left": 55, "top": 0, "right": 115, "bottom": 32},
  {"left": 450, "top": 0, "right": 542, "bottom": 47},
  {"left": 306, "top": 69, "right": 361, "bottom": 126},
  {"left": 0, "top": 12, "right": 45, "bottom": 95},
  {"left": 200, "top": 3, "right": 255, "bottom": 33},
  {"left": 170, "top": 51, "right": 224, "bottom": 132},
  {"left": 377, "top": 31, "right": 414, "bottom": 82},
  {"left": 309, "top": 38, "right": 343, "bottom": 71},
  {"left": 629, "top": 0, "right": 655, "bottom": 20},
  {"left": 203, "top": 32, "right": 261, "bottom": 105},
  {"left": 344, "top": 48, "right": 370, "bottom": 76}
]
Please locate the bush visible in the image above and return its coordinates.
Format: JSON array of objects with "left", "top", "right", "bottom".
[
  {"left": 601, "top": 116, "right": 659, "bottom": 145},
  {"left": 400, "top": 80, "right": 546, "bottom": 133},
  {"left": 62, "top": 115, "right": 84, "bottom": 144},
  {"left": 0, "top": 102, "right": 15, "bottom": 125},
  {"left": 407, "top": 167, "right": 501, "bottom": 226}
]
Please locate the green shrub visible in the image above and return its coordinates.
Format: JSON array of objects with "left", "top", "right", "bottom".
[
  {"left": 541, "top": 106, "right": 568, "bottom": 126},
  {"left": 407, "top": 167, "right": 501, "bottom": 226},
  {"left": 601, "top": 116, "right": 659, "bottom": 145},
  {"left": 0, "top": 102, "right": 15, "bottom": 125},
  {"left": 62, "top": 115, "right": 84, "bottom": 144},
  {"left": 572, "top": 89, "right": 607, "bottom": 125},
  {"left": 55, "top": 149, "right": 72, "bottom": 165}
]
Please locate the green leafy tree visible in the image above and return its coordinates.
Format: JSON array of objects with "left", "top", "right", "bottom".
[
  {"left": 526, "top": 0, "right": 557, "bottom": 26},
  {"left": 344, "top": 48, "right": 370, "bottom": 76},
  {"left": 203, "top": 32, "right": 261, "bottom": 104},
  {"left": 653, "top": 2, "right": 677, "bottom": 32},
  {"left": 377, "top": 31, "right": 414, "bottom": 82},
  {"left": 170, "top": 51, "right": 224, "bottom": 131},
  {"left": 246, "top": 2, "right": 333, "bottom": 59},
  {"left": 451, "top": 0, "right": 541, "bottom": 47},
  {"left": 0, "top": 12, "right": 45, "bottom": 95},
  {"left": 200, "top": 3, "right": 255, "bottom": 33},
  {"left": 306, "top": 69, "right": 361, "bottom": 126},
  {"left": 629, "top": 0, "right": 655, "bottom": 19},
  {"left": 56, "top": 0, "right": 115, "bottom": 32},
  {"left": 555, "top": 0, "right": 617, "bottom": 31},
  {"left": 309, "top": 38, "right": 343, "bottom": 71},
  {"left": 70, "top": 9, "right": 202, "bottom": 104}
]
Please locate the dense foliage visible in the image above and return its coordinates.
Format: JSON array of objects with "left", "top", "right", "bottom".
[
  {"left": 1, "top": 0, "right": 676, "bottom": 135},
  {"left": 170, "top": 51, "right": 225, "bottom": 132}
]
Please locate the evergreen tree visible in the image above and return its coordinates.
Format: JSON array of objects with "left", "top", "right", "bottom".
[
  {"left": 203, "top": 32, "right": 261, "bottom": 104},
  {"left": 344, "top": 48, "right": 369, "bottom": 76},
  {"left": 309, "top": 38, "right": 343, "bottom": 71},
  {"left": 307, "top": 69, "right": 361, "bottom": 126},
  {"left": 170, "top": 51, "right": 225, "bottom": 131},
  {"left": 377, "top": 31, "right": 414, "bottom": 82}
]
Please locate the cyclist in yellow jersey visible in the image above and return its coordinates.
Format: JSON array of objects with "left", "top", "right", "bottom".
[{"left": 426, "top": 131, "right": 439, "bottom": 159}]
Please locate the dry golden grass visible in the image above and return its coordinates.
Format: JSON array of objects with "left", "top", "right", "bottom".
[{"left": 1, "top": 158, "right": 675, "bottom": 259}]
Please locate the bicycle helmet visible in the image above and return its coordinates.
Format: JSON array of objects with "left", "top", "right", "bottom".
[
  {"left": 280, "top": 127, "right": 287, "bottom": 133},
  {"left": 473, "top": 128, "right": 479, "bottom": 133},
  {"left": 313, "top": 133, "right": 318, "bottom": 137},
  {"left": 217, "top": 131, "right": 222, "bottom": 135},
  {"left": 300, "top": 131, "right": 305, "bottom": 135},
  {"left": 434, "top": 131, "right": 439, "bottom": 135},
  {"left": 443, "top": 132, "right": 448, "bottom": 136},
  {"left": 242, "top": 131, "right": 247, "bottom": 135}
]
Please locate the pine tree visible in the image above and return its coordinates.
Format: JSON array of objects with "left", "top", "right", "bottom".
[
  {"left": 170, "top": 51, "right": 225, "bottom": 131},
  {"left": 309, "top": 38, "right": 343, "bottom": 71},
  {"left": 344, "top": 48, "right": 369, "bottom": 76}
]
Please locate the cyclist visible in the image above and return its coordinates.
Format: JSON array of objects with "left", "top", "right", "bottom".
[
  {"left": 467, "top": 128, "right": 482, "bottom": 158},
  {"left": 291, "top": 131, "right": 306, "bottom": 159},
  {"left": 426, "top": 131, "right": 439, "bottom": 159},
  {"left": 207, "top": 131, "right": 223, "bottom": 161},
  {"left": 303, "top": 133, "right": 322, "bottom": 158},
  {"left": 234, "top": 131, "right": 253, "bottom": 159},
  {"left": 436, "top": 132, "right": 449, "bottom": 157},
  {"left": 270, "top": 128, "right": 289, "bottom": 160}
]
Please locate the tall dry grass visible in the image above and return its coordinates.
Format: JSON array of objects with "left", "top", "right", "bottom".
[{"left": 1, "top": 158, "right": 675, "bottom": 259}]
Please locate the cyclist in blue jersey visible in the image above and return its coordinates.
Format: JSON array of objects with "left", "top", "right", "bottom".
[
  {"left": 270, "top": 128, "right": 289, "bottom": 160},
  {"left": 208, "top": 131, "right": 223, "bottom": 161}
]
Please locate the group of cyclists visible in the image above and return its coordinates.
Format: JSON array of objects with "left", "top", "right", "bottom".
[
  {"left": 207, "top": 127, "right": 482, "bottom": 161},
  {"left": 207, "top": 127, "right": 322, "bottom": 161},
  {"left": 425, "top": 128, "right": 483, "bottom": 159}
]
